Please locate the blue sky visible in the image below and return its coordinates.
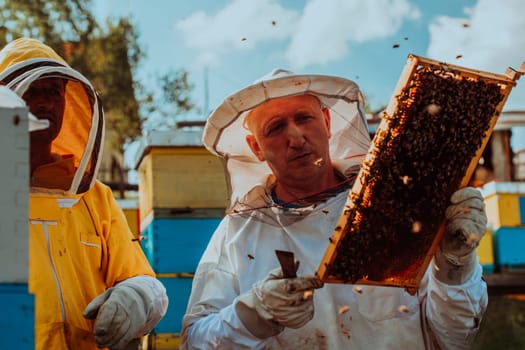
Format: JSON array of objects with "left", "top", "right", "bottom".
[
  {"left": 92, "top": 0, "right": 525, "bottom": 168},
  {"left": 94, "top": 0, "right": 525, "bottom": 115}
]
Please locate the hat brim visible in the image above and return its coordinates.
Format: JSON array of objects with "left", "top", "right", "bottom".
[
  {"left": 203, "top": 73, "right": 367, "bottom": 157},
  {"left": 202, "top": 72, "right": 371, "bottom": 209}
]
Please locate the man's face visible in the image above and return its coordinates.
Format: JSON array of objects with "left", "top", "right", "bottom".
[
  {"left": 245, "top": 94, "right": 332, "bottom": 184},
  {"left": 23, "top": 77, "right": 66, "bottom": 144}
]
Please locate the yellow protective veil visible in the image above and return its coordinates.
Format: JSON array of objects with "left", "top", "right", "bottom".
[{"left": 0, "top": 37, "right": 104, "bottom": 194}]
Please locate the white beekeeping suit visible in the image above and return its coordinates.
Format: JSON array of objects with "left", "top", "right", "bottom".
[{"left": 181, "top": 69, "right": 488, "bottom": 350}]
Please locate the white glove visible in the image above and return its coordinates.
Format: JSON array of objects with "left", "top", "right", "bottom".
[
  {"left": 433, "top": 187, "right": 487, "bottom": 285},
  {"left": 234, "top": 267, "right": 324, "bottom": 339},
  {"left": 83, "top": 276, "right": 168, "bottom": 349}
]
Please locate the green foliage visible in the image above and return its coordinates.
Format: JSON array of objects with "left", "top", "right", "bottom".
[
  {"left": 80, "top": 18, "right": 144, "bottom": 147},
  {"left": 0, "top": 0, "right": 97, "bottom": 47},
  {"left": 472, "top": 293, "right": 525, "bottom": 350},
  {"left": 0, "top": 0, "right": 197, "bottom": 149},
  {"left": 158, "top": 69, "right": 201, "bottom": 122},
  {"left": 161, "top": 70, "right": 196, "bottom": 113}
]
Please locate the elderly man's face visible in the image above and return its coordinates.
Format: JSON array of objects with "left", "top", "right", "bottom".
[
  {"left": 23, "top": 77, "right": 66, "bottom": 145},
  {"left": 245, "top": 94, "right": 332, "bottom": 185}
]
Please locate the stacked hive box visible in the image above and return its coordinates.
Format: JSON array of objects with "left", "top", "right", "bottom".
[
  {"left": 117, "top": 198, "right": 140, "bottom": 238},
  {"left": 0, "top": 90, "right": 34, "bottom": 349},
  {"left": 481, "top": 181, "right": 525, "bottom": 272},
  {"left": 134, "top": 127, "right": 228, "bottom": 339},
  {"left": 476, "top": 228, "right": 495, "bottom": 274}
]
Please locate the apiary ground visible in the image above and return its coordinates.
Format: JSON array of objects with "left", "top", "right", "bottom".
[{"left": 472, "top": 291, "right": 525, "bottom": 350}]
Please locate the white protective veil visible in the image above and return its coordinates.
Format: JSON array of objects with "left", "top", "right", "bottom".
[{"left": 202, "top": 68, "right": 372, "bottom": 211}]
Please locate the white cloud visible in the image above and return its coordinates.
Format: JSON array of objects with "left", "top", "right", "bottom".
[
  {"left": 427, "top": 0, "right": 525, "bottom": 110},
  {"left": 428, "top": 0, "right": 525, "bottom": 71},
  {"left": 176, "top": 0, "right": 420, "bottom": 69},
  {"left": 286, "top": 0, "right": 420, "bottom": 69},
  {"left": 176, "top": 0, "right": 299, "bottom": 67}
]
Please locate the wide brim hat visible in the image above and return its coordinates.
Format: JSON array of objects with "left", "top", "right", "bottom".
[{"left": 203, "top": 68, "right": 371, "bottom": 209}]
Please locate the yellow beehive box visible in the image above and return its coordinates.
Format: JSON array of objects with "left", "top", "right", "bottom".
[
  {"left": 117, "top": 199, "right": 140, "bottom": 238},
  {"left": 134, "top": 128, "right": 228, "bottom": 222},
  {"left": 477, "top": 229, "right": 494, "bottom": 269},
  {"left": 481, "top": 181, "right": 525, "bottom": 229}
]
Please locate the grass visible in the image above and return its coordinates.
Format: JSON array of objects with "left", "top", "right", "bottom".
[{"left": 472, "top": 292, "right": 525, "bottom": 350}]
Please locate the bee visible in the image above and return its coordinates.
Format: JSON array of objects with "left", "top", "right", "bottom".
[
  {"left": 400, "top": 175, "right": 412, "bottom": 185},
  {"left": 398, "top": 305, "right": 410, "bottom": 313},
  {"left": 352, "top": 286, "right": 363, "bottom": 294},
  {"left": 339, "top": 305, "right": 350, "bottom": 314},
  {"left": 411, "top": 221, "right": 422, "bottom": 234}
]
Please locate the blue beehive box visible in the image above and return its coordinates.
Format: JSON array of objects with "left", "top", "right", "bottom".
[
  {"left": 492, "top": 227, "right": 525, "bottom": 269},
  {"left": 0, "top": 284, "right": 34, "bottom": 349},
  {"left": 141, "top": 217, "right": 221, "bottom": 273},
  {"left": 153, "top": 277, "right": 194, "bottom": 334},
  {"left": 520, "top": 196, "right": 525, "bottom": 223}
]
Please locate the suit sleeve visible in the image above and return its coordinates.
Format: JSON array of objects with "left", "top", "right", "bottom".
[
  {"left": 421, "top": 258, "right": 488, "bottom": 350},
  {"left": 180, "top": 219, "right": 269, "bottom": 349}
]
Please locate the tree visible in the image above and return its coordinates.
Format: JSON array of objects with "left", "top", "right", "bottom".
[
  {"left": 0, "top": 0, "right": 97, "bottom": 50},
  {"left": 141, "top": 69, "right": 201, "bottom": 130},
  {"left": 0, "top": 0, "right": 199, "bottom": 195},
  {"left": 0, "top": 0, "right": 144, "bottom": 144}
]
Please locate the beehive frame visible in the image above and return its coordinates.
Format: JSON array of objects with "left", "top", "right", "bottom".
[{"left": 317, "top": 54, "right": 525, "bottom": 293}]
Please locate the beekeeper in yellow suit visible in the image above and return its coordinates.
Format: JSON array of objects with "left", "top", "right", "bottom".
[{"left": 0, "top": 37, "right": 168, "bottom": 350}]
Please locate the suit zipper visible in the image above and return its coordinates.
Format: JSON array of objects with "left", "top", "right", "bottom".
[{"left": 31, "top": 220, "right": 68, "bottom": 326}]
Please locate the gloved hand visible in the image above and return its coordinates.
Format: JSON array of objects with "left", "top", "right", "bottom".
[
  {"left": 433, "top": 187, "right": 487, "bottom": 285},
  {"left": 234, "top": 267, "right": 324, "bottom": 339},
  {"left": 83, "top": 277, "right": 166, "bottom": 349}
]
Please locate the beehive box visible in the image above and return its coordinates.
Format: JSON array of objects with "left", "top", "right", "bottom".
[
  {"left": 317, "top": 54, "right": 525, "bottom": 292},
  {"left": 477, "top": 229, "right": 495, "bottom": 274},
  {"left": 140, "top": 215, "right": 222, "bottom": 273},
  {"left": 117, "top": 198, "right": 140, "bottom": 238},
  {"left": 134, "top": 129, "right": 228, "bottom": 223},
  {"left": 152, "top": 276, "right": 194, "bottom": 334},
  {"left": 481, "top": 181, "right": 525, "bottom": 228},
  {"left": 0, "top": 91, "right": 30, "bottom": 283},
  {"left": 492, "top": 227, "right": 525, "bottom": 269},
  {"left": 0, "top": 284, "right": 34, "bottom": 349}
]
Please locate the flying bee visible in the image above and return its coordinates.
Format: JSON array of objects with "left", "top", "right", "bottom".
[
  {"left": 339, "top": 305, "right": 350, "bottom": 314},
  {"left": 398, "top": 305, "right": 410, "bottom": 313}
]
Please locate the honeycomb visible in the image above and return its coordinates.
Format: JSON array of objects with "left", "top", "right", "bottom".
[{"left": 317, "top": 55, "right": 523, "bottom": 290}]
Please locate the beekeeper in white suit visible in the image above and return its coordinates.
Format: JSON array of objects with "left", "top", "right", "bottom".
[{"left": 181, "top": 69, "right": 488, "bottom": 349}]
